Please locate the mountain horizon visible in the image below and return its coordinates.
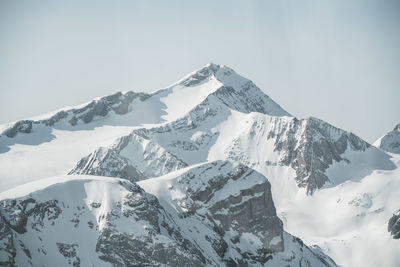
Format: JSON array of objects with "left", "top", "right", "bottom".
[{"left": 0, "top": 64, "right": 399, "bottom": 267}]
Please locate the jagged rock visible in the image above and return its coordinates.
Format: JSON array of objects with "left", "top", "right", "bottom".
[
  {"left": 71, "top": 96, "right": 394, "bottom": 195},
  {"left": 0, "top": 91, "right": 152, "bottom": 138},
  {"left": 0, "top": 215, "right": 16, "bottom": 267},
  {"left": 376, "top": 123, "right": 400, "bottom": 154},
  {"left": 56, "top": 243, "right": 80, "bottom": 267},
  {"left": 2, "top": 120, "right": 33, "bottom": 138},
  {"left": 0, "top": 164, "right": 336, "bottom": 266},
  {"left": 0, "top": 178, "right": 207, "bottom": 266},
  {"left": 270, "top": 117, "right": 371, "bottom": 194},
  {"left": 1, "top": 62, "right": 393, "bottom": 266},
  {"left": 139, "top": 160, "right": 337, "bottom": 266},
  {"left": 69, "top": 133, "right": 188, "bottom": 181},
  {"left": 172, "top": 161, "right": 284, "bottom": 256},
  {"left": 68, "top": 72, "right": 291, "bottom": 182},
  {"left": 388, "top": 210, "right": 400, "bottom": 239}
]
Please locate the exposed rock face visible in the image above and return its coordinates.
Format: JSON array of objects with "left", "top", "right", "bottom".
[
  {"left": 180, "top": 63, "right": 290, "bottom": 117},
  {"left": 376, "top": 123, "right": 400, "bottom": 154},
  {"left": 0, "top": 163, "right": 337, "bottom": 266},
  {"left": 67, "top": 64, "right": 394, "bottom": 196},
  {"left": 93, "top": 181, "right": 206, "bottom": 267},
  {"left": 71, "top": 96, "right": 393, "bottom": 195},
  {"left": 0, "top": 178, "right": 206, "bottom": 266},
  {"left": 69, "top": 133, "right": 188, "bottom": 181},
  {"left": 180, "top": 63, "right": 221, "bottom": 87},
  {"left": 67, "top": 93, "right": 227, "bottom": 180},
  {"left": 165, "top": 161, "right": 285, "bottom": 259},
  {"left": 269, "top": 117, "right": 371, "bottom": 194},
  {"left": 212, "top": 82, "right": 290, "bottom": 117},
  {"left": 67, "top": 76, "right": 292, "bottom": 182},
  {"left": 139, "top": 161, "right": 337, "bottom": 266},
  {"left": 0, "top": 215, "right": 16, "bottom": 267},
  {"left": 67, "top": 91, "right": 150, "bottom": 126},
  {"left": 388, "top": 210, "right": 400, "bottom": 239},
  {"left": 0, "top": 91, "right": 151, "bottom": 138},
  {"left": 2, "top": 120, "right": 33, "bottom": 138},
  {"left": 0, "top": 63, "right": 288, "bottom": 140}
]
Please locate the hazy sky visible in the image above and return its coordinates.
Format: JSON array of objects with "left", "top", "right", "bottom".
[{"left": 0, "top": 0, "right": 399, "bottom": 142}]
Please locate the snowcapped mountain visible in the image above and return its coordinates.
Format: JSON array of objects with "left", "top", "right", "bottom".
[
  {"left": 0, "top": 162, "right": 336, "bottom": 266},
  {"left": 0, "top": 63, "right": 288, "bottom": 191},
  {"left": 69, "top": 84, "right": 394, "bottom": 195},
  {"left": 374, "top": 123, "right": 400, "bottom": 154},
  {"left": 0, "top": 63, "right": 399, "bottom": 266}
]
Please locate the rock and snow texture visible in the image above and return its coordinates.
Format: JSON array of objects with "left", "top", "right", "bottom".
[
  {"left": 0, "top": 164, "right": 336, "bottom": 267},
  {"left": 0, "top": 63, "right": 288, "bottom": 191},
  {"left": 388, "top": 210, "right": 400, "bottom": 239},
  {"left": 374, "top": 123, "right": 400, "bottom": 154},
  {"left": 276, "top": 158, "right": 400, "bottom": 267},
  {"left": 71, "top": 98, "right": 394, "bottom": 194},
  {"left": 0, "top": 63, "right": 399, "bottom": 266},
  {"left": 68, "top": 132, "right": 188, "bottom": 181},
  {"left": 0, "top": 176, "right": 206, "bottom": 267}
]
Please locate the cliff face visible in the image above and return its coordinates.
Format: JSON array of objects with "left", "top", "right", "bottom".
[
  {"left": 0, "top": 163, "right": 337, "bottom": 266},
  {"left": 375, "top": 123, "right": 400, "bottom": 154}
]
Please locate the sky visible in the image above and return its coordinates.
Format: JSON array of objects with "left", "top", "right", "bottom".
[{"left": 0, "top": 0, "right": 399, "bottom": 143}]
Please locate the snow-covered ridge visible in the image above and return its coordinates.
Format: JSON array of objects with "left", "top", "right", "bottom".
[
  {"left": 374, "top": 123, "right": 400, "bottom": 154},
  {"left": 71, "top": 96, "right": 395, "bottom": 195},
  {"left": 0, "top": 63, "right": 289, "bottom": 139},
  {"left": 0, "top": 91, "right": 151, "bottom": 138},
  {"left": 0, "top": 63, "right": 399, "bottom": 266},
  {"left": 68, "top": 76, "right": 293, "bottom": 182},
  {"left": 0, "top": 164, "right": 337, "bottom": 266},
  {"left": 0, "top": 63, "right": 292, "bottom": 190}
]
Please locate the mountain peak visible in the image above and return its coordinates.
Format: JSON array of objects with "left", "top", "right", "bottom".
[
  {"left": 178, "top": 63, "right": 245, "bottom": 88},
  {"left": 375, "top": 122, "right": 400, "bottom": 154},
  {"left": 199, "top": 62, "right": 233, "bottom": 74}
]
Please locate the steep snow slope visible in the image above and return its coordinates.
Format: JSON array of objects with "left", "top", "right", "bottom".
[
  {"left": 69, "top": 85, "right": 276, "bottom": 180},
  {"left": 72, "top": 97, "right": 394, "bottom": 194},
  {"left": 0, "top": 162, "right": 336, "bottom": 266},
  {"left": 0, "top": 63, "right": 289, "bottom": 191},
  {"left": 275, "top": 154, "right": 400, "bottom": 267},
  {"left": 1, "top": 63, "right": 398, "bottom": 266},
  {"left": 65, "top": 64, "right": 398, "bottom": 266},
  {"left": 374, "top": 123, "right": 400, "bottom": 154},
  {"left": 0, "top": 175, "right": 207, "bottom": 266}
]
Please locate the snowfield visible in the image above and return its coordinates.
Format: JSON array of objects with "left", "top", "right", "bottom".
[{"left": 0, "top": 63, "right": 398, "bottom": 266}]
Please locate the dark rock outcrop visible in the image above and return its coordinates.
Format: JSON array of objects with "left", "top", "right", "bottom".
[
  {"left": 69, "top": 133, "right": 188, "bottom": 181},
  {"left": 0, "top": 91, "right": 151, "bottom": 138},
  {"left": 388, "top": 210, "right": 400, "bottom": 239},
  {"left": 377, "top": 123, "right": 400, "bottom": 154},
  {"left": 0, "top": 162, "right": 337, "bottom": 266}
]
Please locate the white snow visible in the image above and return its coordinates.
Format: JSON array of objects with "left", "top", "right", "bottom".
[
  {"left": 1, "top": 63, "right": 399, "bottom": 266},
  {"left": 273, "top": 155, "right": 400, "bottom": 267}
]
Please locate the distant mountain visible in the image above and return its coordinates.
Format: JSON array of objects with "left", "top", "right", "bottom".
[
  {"left": 374, "top": 123, "right": 400, "bottom": 154},
  {"left": 0, "top": 63, "right": 289, "bottom": 190},
  {"left": 0, "top": 63, "right": 399, "bottom": 267},
  {"left": 69, "top": 65, "right": 394, "bottom": 194},
  {"left": 0, "top": 63, "right": 289, "bottom": 139}
]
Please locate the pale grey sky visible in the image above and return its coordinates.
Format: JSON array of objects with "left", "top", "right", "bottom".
[{"left": 0, "top": 0, "right": 399, "bottom": 142}]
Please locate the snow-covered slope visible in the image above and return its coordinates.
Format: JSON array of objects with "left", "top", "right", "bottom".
[
  {"left": 0, "top": 163, "right": 336, "bottom": 266},
  {"left": 71, "top": 98, "right": 395, "bottom": 194},
  {"left": 374, "top": 123, "right": 400, "bottom": 154},
  {"left": 0, "top": 175, "right": 207, "bottom": 266},
  {"left": 275, "top": 154, "right": 400, "bottom": 267},
  {"left": 1, "top": 63, "right": 399, "bottom": 267},
  {"left": 0, "top": 63, "right": 288, "bottom": 191}
]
